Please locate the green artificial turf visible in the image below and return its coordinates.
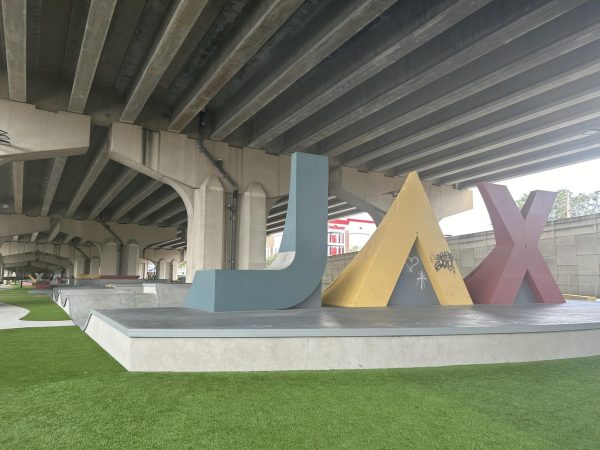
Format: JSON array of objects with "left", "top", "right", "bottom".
[
  {"left": 0, "top": 326, "right": 600, "bottom": 449},
  {"left": 0, "top": 286, "right": 69, "bottom": 321}
]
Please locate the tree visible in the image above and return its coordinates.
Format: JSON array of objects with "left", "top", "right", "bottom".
[{"left": 515, "top": 189, "right": 600, "bottom": 220}]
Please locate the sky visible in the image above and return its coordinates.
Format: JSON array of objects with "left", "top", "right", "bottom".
[{"left": 439, "top": 157, "right": 600, "bottom": 236}]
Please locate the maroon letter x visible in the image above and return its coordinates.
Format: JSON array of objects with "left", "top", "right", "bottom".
[{"left": 464, "top": 182, "right": 564, "bottom": 304}]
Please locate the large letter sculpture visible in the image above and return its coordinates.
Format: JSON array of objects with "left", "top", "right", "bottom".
[
  {"left": 464, "top": 183, "right": 564, "bottom": 304},
  {"left": 323, "top": 172, "right": 472, "bottom": 307},
  {"left": 185, "top": 152, "right": 328, "bottom": 312}
]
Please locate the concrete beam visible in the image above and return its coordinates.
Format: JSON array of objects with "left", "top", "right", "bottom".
[
  {"left": 1, "top": 0, "right": 26, "bottom": 102},
  {"left": 40, "top": 157, "right": 67, "bottom": 216},
  {"left": 442, "top": 137, "right": 600, "bottom": 185},
  {"left": 30, "top": 232, "right": 38, "bottom": 242},
  {"left": 432, "top": 133, "right": 593, "bottom": 183},
  {"left": 65, "top": 139, "right": 109, "bottom": 218},
  {"left": 0, "top": 214, "right": 50, "bottom": 238},
  {"left": 349, "top": 46, "right": 600, "bottom": 168},
  {"left": 244, "top": 0, "right": 489, "bottom": 148},
  {"left": 110, "top": 122, "right": 292, "bottom": 199},
  {"left": 277, "top": 0, "right": 587, "bottom": 155},
  {"left": 458, "top": 147, "right": 600, "bottom": 188},
  {"left": 47, "top": 222, "right": 60, "bottom": 243},
  {"left": 0, "top": 100, "right": 90, "bottom": 164},
  {"left": 324, "top": 9, "right": 600, "bottom": 160},
  {"left": 120, "top": 0, "right": 208, "bottom": 123},
  {"left": 384, "top": 95, "right": 600, "bottom": 175},
  {"left": 110, "top": 179, "right": 163, "bottom": 222},
  {"left": 68, "top": 0, "right": 117, "bottom": 113},
  {"left": 63, "top": 234, "right": 76, "bottom": 244},
  {"left": 210, "top": 0, "right": 397, "bottom": 140},
  {"left": 88, "top": 168, "right": 137, "bottom": 219},
  {"left": 130, "top": 192, "right": 179, "bottom": 223},
  {"left": 149, "top": 204, "right": 187, "bottom": 226},
  {"left": 168, "top": 0, "right": 303, "bottom": 132},
  {"left": 11, "top": 160, "right": 23, "bottom": 214}
]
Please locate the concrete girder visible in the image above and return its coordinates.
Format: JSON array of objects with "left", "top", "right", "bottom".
[
  {"left": 242, "top": 0, "right": 490, "bottom": 148},
  {"left": 0, "top": 214, "right": 177, "bottom": 249},
  {"left": 210, "top": 0, "right": 398, "bottom": 141},
  {"left": 0, "top": 214, "right": 49, "bottom": 238},
  {"left": 322, "top": 6, "right": 600, "bottom": 160},
  {"left": 30, "top": 232, "right": 38, "bottom": 242},
  {"left": 54, "top": 219, "right": 178, "bottom": 250},
  {"left": 110, "top": 122, "right": 292, "bottom": 200},
  {"left": 0, "top": 100, "right": 90, "bottom": 165},
  {"left": 40, "top": 157, "right": 67, "bottom": 216},
  {"left": 431, "top": 133, "right": 596, "bottom": 183},
  {"left": 88, "top": 168, "right": 137, "bottom": 219},
  {"left": 440, "top": 137, "right": 600, "bottom": 185},
  {"left": 119, "top": 0, "right": 208, "bottom": 123},
  {"left": 63, "top": 234, "right": 76, "bottom": 244},
  {"left": 47, "top": 221, "right": 60, "bottom": 243},
  {"left": 168, "top": 0, "right": 304, "bottom": 132},
  {"left": 457, "top": 147, "right": 600, "bottom": 188},
  {"left": 382, "top": 95, "right": 600, "bottom": 175},
  {"left": 329, "top": 166, "right": 473, "bottom": 225},
  {"left": 348, "top": 44, "right": 600, "bottom": 169},
  {"left": 1, "top": 0, "right": 26, "bottom": 102},
  {"left": 0, "top": 252, "right": 72, "bottom": 267},
  {"left": 11, "top": 160, "right": 23, "bottom": 214},
  {"left": 130, "top": 192, "right": 180, "bottom": 224},
  {"left": 371, "top": 71, "right": 600, "bottom": 173},
  {"left": 149, "top": 204, "right": 187, "bottom": 226},
  {"left": 110, "top": 179, "right": 163, "bottom": 222},
  {"left": 275, "top": 0, "right": 587, "bottom": 156},
  {"left": 68, "top": 0, "right": 117, "bottom": 113},
  {"left": 64, "top": 139, "right": 109, "bottom": 218}
]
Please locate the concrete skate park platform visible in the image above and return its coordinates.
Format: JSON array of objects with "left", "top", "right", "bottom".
[
  {"left": 85, "top": 302, "right": 600, "bottom": 372},
  {"left": 53, "top": 284, "right": 190, "bottom": 328}
]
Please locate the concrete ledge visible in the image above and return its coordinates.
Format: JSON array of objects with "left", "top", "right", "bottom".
[
  {"left": 85, "top": 315, "right": 600, "bottom": 372},
  {"left": 84, "top": 303, "right": 600, "bottom": 372}
]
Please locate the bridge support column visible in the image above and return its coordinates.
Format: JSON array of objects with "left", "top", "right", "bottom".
[
  {"left": 238, "top": 182, "right": 267, "bottom": 270},
  {"left": 122, "top": 241, "right": 140, "bottom": 277},
  {"left": 171, "top": 261, "right": 179, "bottom": 281},
  {"left": 157, "top": 260, "right": 170, "bottom": 280},
  {"left": 186, "top": 176, "right": 225, "bottom": 281},
  {"left": 0, "top": 264, "right": 4, "bottom": 284},
  {"left": 100, "top": 240, "right": 119, "bottom": 276}
]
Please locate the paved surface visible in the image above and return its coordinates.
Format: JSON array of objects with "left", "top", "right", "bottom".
[
  {"left": 0, "top": 302, "right": 74, "bottom": 330},
  {"left": 90, "top": 301, "right": 600, "bottom": 338}
]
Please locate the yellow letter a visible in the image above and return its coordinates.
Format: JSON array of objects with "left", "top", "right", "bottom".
[{"left": 323, "top": 172, "right": 472, "bottom": 307}]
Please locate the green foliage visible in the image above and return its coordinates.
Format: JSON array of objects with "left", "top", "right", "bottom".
[
  {"left": 516, "top": 189, "right": 600, "bottom": 221},
  {"left": 0, "top": 287, "right": 69, "bottom": 321}
]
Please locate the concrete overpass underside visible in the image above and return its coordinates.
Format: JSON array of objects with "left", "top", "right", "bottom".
[{"left": 1, "top": 0, "right": 600, "bottom": 277}]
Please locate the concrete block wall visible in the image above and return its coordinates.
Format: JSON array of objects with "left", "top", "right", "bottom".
[{"left": 322, "top": 213, "right": 600, "bottom": 297}]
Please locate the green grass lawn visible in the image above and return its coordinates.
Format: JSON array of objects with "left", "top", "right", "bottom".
[
  {"left": 1, "top": 325, "right": 599, "bottom": 449},
  {"left": 0, "top": 286, "right": 69, "bottom": 321}
]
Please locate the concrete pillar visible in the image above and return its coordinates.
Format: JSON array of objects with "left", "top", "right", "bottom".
[
  {"left": 73, "top": 257, "right": 87, "bottom": 276},
  {"left": 100, "top": 238, "right": 120, "bottom": 276},
  {"left": 157, "top": 259, "right": 170, "bottom": 280},
  {"left": 138, "top": 261, "right": 146, "bottom": 280},
  {"left": 238, "top": 182, "right": 267, "bottom": 269},
  {"left": 186, "top": 175, "right": 225, "bottom": 281},
  {"left": 122, "top": 241, "right": 140, "bottom": 276},
  {"left": 90, "top": 257, "right": 100, "bottom": 275},
  {"left": 171, "top": 260, "right": 179, "bottom": 281}
]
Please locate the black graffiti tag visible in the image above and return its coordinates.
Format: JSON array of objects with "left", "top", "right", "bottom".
[{"left": 432, "top": 251, "right": 456, "bottom": 273}]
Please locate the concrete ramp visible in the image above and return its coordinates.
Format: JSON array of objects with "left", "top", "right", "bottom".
[
  {"left": 52, "top": 284, "right": 190, "bottom": 328},
  {"left": 63, "top": 291, "right": 159, "bottom": 328}
]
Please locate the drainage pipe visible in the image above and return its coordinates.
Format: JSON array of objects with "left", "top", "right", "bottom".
[{"left": 196, "top": 132, "right": 238, "bottom": 269}]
